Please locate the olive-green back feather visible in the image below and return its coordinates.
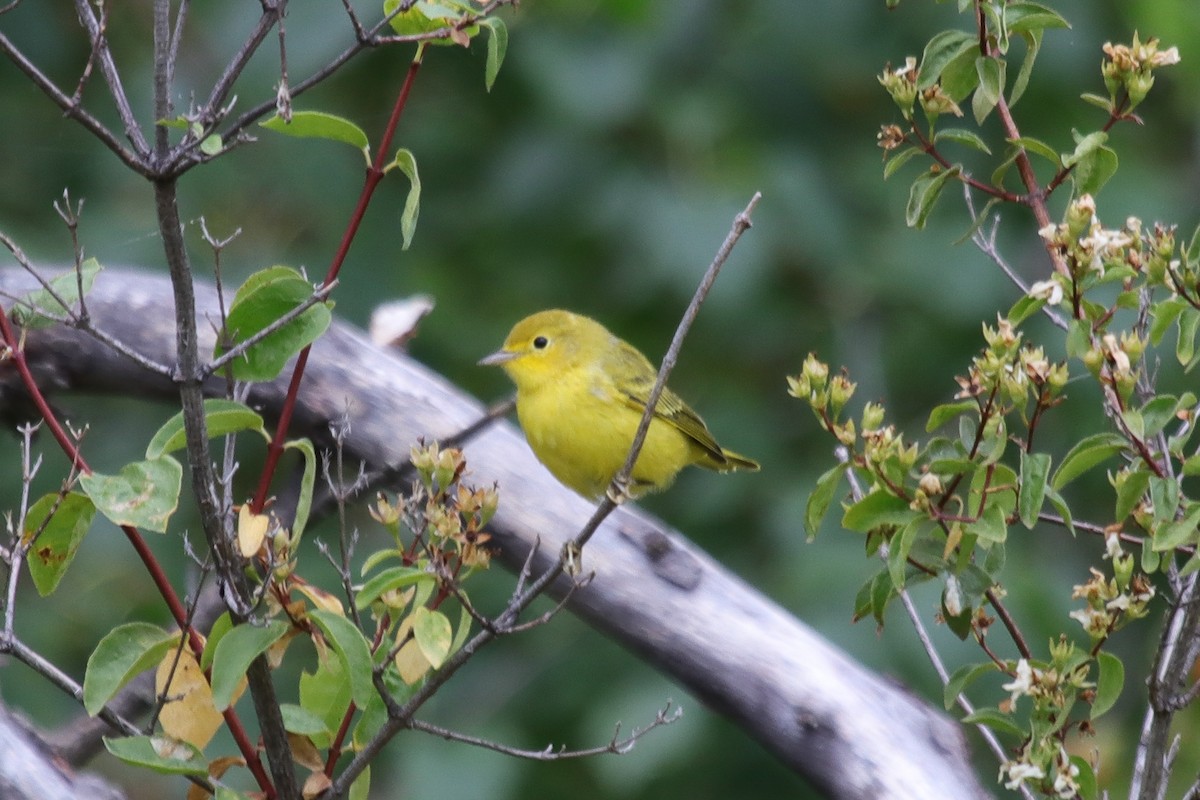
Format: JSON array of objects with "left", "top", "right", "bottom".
[{"left": 603, "top": 340, "right": 758, "bottom": 471}]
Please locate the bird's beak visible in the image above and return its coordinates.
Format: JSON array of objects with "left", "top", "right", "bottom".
[{"left": 478, "top": 349, "right": 516, "bottom": 367}]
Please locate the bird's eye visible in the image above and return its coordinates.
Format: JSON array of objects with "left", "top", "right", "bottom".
[{"left": 533, "top": 336, "right": 549, "bottom": 349}]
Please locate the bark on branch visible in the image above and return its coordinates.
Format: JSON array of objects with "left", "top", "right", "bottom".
[{"left": 0, "top": 266, "right": 991, "bottom": 800}]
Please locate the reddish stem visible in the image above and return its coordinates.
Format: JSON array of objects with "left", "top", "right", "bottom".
[
  {"left": 251, "top": 53, "right": 424, "bottom": 514},
  {"left": 0, "top": 306, "right": 273, "bottom": 793}
]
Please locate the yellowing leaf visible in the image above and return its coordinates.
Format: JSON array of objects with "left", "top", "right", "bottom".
[
  {"left": 156, "top": 647, "right": 225, "bottom": 750},
  {"left": 393, "top": 617, "right": 430, "bottom": 685},
  {"left": 412, "top": 606, "right": 452, "bottom": 669},
  {"left": 288, "top": 733, "right": 325, "bottom": 772},
  {"left": 303, "top": 770, "right": 334, "bottom": 800},
  {"left": 295, "top": 582, "right": 345, "bottom": 616},
  {"left": 238, "top": 505, "right": 270, "bottom": 558}
]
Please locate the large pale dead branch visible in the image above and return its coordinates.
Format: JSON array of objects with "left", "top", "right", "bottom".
[{"left": 0, "top": 266, "right": 991, "bottom": 800}]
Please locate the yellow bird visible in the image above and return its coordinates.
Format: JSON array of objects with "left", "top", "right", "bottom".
[{"left": 479, "top": 309, "right": 759, "bottom": 500}]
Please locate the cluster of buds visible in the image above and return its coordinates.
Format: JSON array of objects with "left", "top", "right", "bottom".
[
  {"left": 1001, "top": 637, "right": 1089, "bottom": 715},
  {"left": 1080, "top": 330, "right": 1145, "bottom": 404},
  {"left": 1070, "top": 533, "right": 1155, "bottom": 638},
  {"left": 1102, "top": 33, "right": 1180, "bottom": 110},
  {"left": 788, "top": 354, "right": 858, "bottom": 444},
  {"left": 878, "top": 56, "right": 962, "bottom": 124},
  {"left": 878, "top": 56, "right": 919, "bottom": 118},
  {"left": 371, "top": 443, "right": 498, "bottom": 570},
  {"left": 955, "top": 316, "right": 1068, "bottom": 412}
]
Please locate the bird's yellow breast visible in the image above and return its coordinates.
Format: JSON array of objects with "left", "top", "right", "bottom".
[{"left": 515, "top": 367, "right": 696, "bottom": 500}]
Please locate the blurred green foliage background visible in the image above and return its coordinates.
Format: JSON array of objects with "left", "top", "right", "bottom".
[{"left": 2, "top": 0, "right": 1200, "bottom": 797}]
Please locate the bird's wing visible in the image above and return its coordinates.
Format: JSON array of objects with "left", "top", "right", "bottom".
[{"left": 604, "top": 340, "right": 727, "bottom": 461}]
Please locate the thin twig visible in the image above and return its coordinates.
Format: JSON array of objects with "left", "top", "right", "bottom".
[
  {"left": 73, "top": 0, "right": 150, "bottom": 157},
  {"left": 409, "top": 701, "right": 682, "bottom": 760}
]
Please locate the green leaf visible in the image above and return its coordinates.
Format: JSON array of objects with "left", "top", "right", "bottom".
[
  {"left": 1062, "top": 130, "right": 1108, "bottom": 167},
  {"left": 905, "top": 166, "right": 961, "bottom": 229},
  {"left": 79, "top": 456, "right": 183, "bottom": 533},
  {"left": 1140, "top": 394, "right": 1190, "bottom": 439},
  {"left": 260, "top": 111, "right": 370, "bottom": 165},
  {"left": 23, "top": 492, "right": 96, "bottom": 596},
  {"left": 1149, "top": 475, "right": 1181, "bottom": 525},
  {"left": 210, "top": 620, "right": 290, "bottom": 710},
  {"left": 1051, "top": 433, "right": 1127, "bottom": 490},
  {"left": 842, "top": 490, "right": 921, "bottom": 533},
  {"left": 145, "top": 399, "right": 267, "bottom": 460},
  {"left": 279, "top": 703, "right": 331, "bottom": 739},
  {"left": 1092, "top": 651, "right": 1124, "bottom": 719},
  {"left": 284, "top": 438, "right": 317, "bottom": 541},
  {"left": 1007, "top": 30, "right": 1042, "bottom": 106},
  {"left": 944, "top": 661, "right": 999, "bottom": 709},
  {"left": 926, "top": 400, "right": 977, "bottom": 432},
  {"left": 940, "top": 46, "right": 981, "bottom": 102},
  {"left": 853, "top": 570, "right": 896, "bottom": 627},
  {"left": 1071, "top": 756, "right": 1099, "bottom": 800},
  {"left": 9, "top": 258, "right": 102, "bottom": 329},
  {"left": 1115, "top": 468, "right": 1152, "bottom": 522},
  {"left": 300, "top": 656, "right": 352, "bottom": 733},
  {"left": 479, "top": 17, "right": 508, "bottom": 91},
  {"left": 883, "top": 146, "right": 923, "bottom": 180},
  {"left": 386, "top": 148, "right": 422, "bottom": 250},
  {"left": 384, "top": 0, "right": 474, "bottom": 41},
  {"left": 1072, "top": 144, "right": 1118, "bottom": 197},
  {"left": 1149, "top": 298, "right": 1187, "bottom": 346},
  {"left": 933, "top": 128, "right": 991, "bottom": 155},
  {"left": 918, "top": 30, "right": 977, "bottom": 90},
  {"left": 1079, "top": 92, "right": 1114, "bottom": 112},
  {"left": 972, "top": 56, "right": 1006, "bottom": 124},
  {"left": 201, "top": 612, "right": 234, "bottom": 673},
  {"left": 1007, "top": 136, "right": 1061, "bottom": 167},
  {"left": 1178, "top": 308, "right": 1200, "bottom": 367},
  {"left": 103, "top": 735, "right": 208, "bottom": 776},
  {"left": 200, "top": 134, "right": 223, "bottom": 156},
  {"left": 971, "top": 502, "right": 1008, "bottom": 543},
  {"left": 215, "top": 266, "right": 333, "bottom": 382},
  {"left": 1006, "top": 3, "right": 1071, "bottom": 35},
  {"left": 1007, "top": 294, "right": 1047, "bottom": 328},
  {"left": 309, "top": 609, "right": 375, "bottom": 708},
  {"left": 84, "top": 623, "right": 178, "bottom": 715},
  {"left": 412, "top": 606, "right": 453, "bottom": 669},
  {"left": 1153, "top": 503, "right": 1200, "bottom": 552},
  {"left": 886, "top": 518, "right": 923, "bottom": 590},
  {"left": 961, "top": 707, "right": 1025, "bottom": 737},
  {"left": 1044, "top": 485, "right": 1075, "bottom": 535},
  {"left": 805, "top": 463, "right": 847, "bottom": 538},
  {"left": 356, "top": 565, "right": 436, "bottom": 609},
  {"left": 1018, "top": 451, "right": 1051, "bottom": 528}
]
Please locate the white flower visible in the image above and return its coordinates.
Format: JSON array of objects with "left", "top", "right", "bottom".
[
  {"left": 1002, "top": 659, "right": 1035, "bottom": 703},
  {"left": 1104, "top": 532, "right": 1124, "bottom": 560},
  {"left": 1106, "top": 595, "right": 1131, "bottom": 611},
  {"left": 1001, "top": 760, "right": 1046, "bottom": 790},
  {"left": 1029, "top": 279, "right": 1064, "bottom": 305}
]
